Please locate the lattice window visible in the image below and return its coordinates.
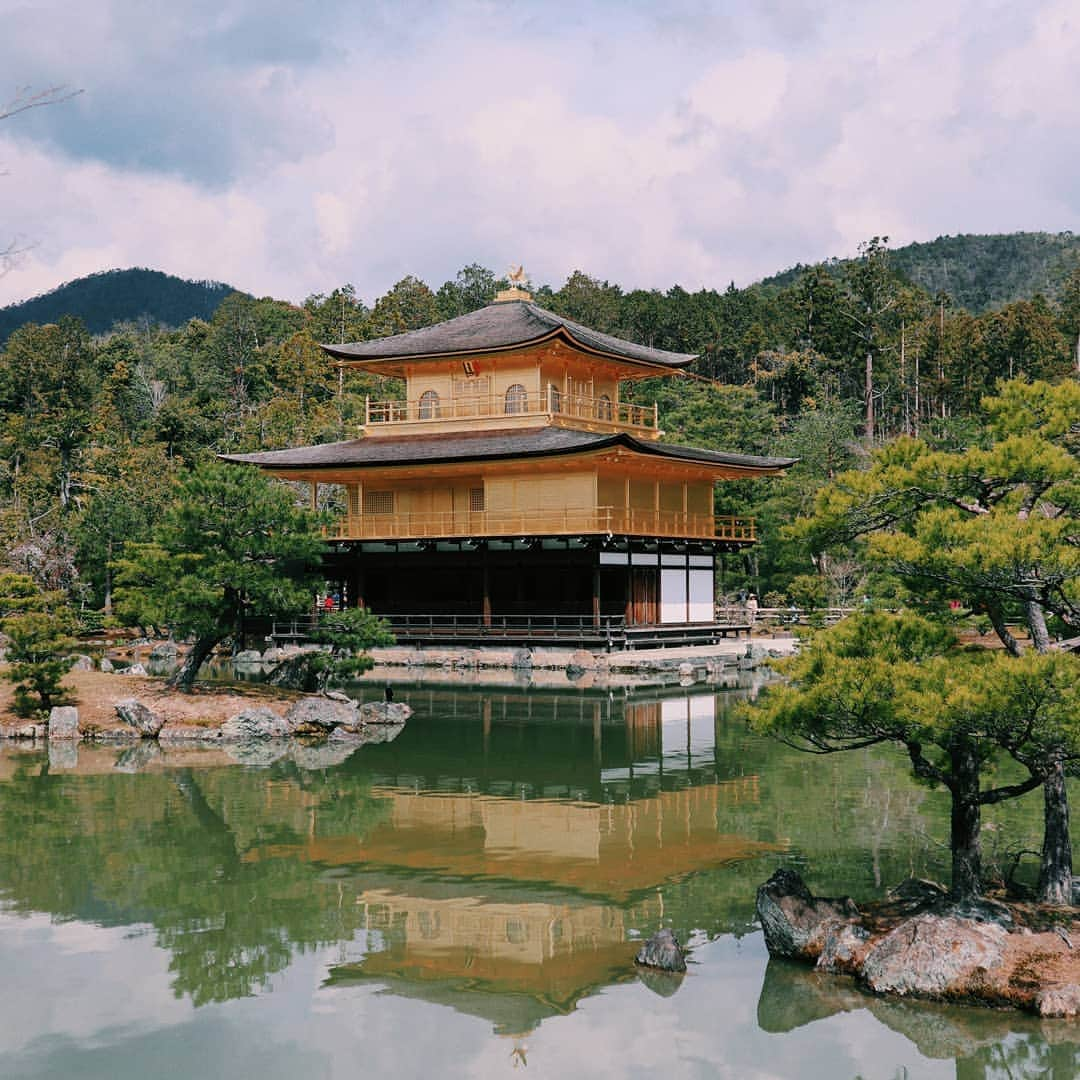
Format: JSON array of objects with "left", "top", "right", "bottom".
[
  {"left": 363, "top": 490, "right": 394, "bottom": 515},
  {"left": 549, "top": 384, "right": 563, "bottom": 413},
  {"left": 469, "top": 487, "right": 485, "bottom": 512},
  {"left": 504, "top": 383, "right": 527, "bottom": 414},
  {"left": 597, "top": 393, "right": 613, "bottom": 420},
  {"left": 418, "top": 390, "right": 440, "bottom": 419},
  {"left": 453, "top": 376, "right": 491, "bottom": 396}
]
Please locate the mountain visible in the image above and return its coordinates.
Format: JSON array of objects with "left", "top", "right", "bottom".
[
  {"left": 759, "top": 231, "right": 1080, "bottom": 313},
  {"left": 0, "top": 268, "right": 242, "bottom": 342}
]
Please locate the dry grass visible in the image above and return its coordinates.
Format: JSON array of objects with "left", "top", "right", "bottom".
[{"left": 0, "top": 668, "right": 301, "bottom": 729}]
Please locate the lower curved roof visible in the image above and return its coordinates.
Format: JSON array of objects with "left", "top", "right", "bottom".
[{"left": 221, "top": 427, "right": 796, "bottom": 475}]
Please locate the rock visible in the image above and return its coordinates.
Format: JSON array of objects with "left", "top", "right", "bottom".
[
  {"left": 114, "top": 741, "right": 163, "bottom": 773},
  {"left": 511, "top": 649, "right": 533, "bottom": 669},
  {"left": 358, "top": 701, "right": 412, "bottom": 726},
  {"left": 47, "top": 741, "right": 78, "bottom": 770},
  {"left": 158, "top": 724, "right": 223, "bottom": 743},
  {"left": 265, "top": 654, "right": 321, "bottom": 692},
  {"left": 1, "top": 722, "right": 46, "bottom": 739},
  {"left": 233, "top": 650, "right": 264, "bottom": 664},
  {"left": 67, "top": 653, "right": 94, "bottom": 671},
  {"left": 860, "top": 914, "right": 1008, "bottom": 997},
  {"left": 325, "top": 690, "right": 355, "bottom": 704},
  {"left": 756, "top": 868, "right": 861, "bottom": 962},
  {"left": 150, "top": 641, "right": 178, "bottom": 660},
  {"left": 943, "top": 896, "right": 1014, "bottom": 928},
  {"left": 262, "top": 647, "right": 285, "bottom": 663},
  {"left": 90, "top": 726, "right": 140, "bottom": 742},
  {"left": 114, "top": 698, "right": 164, "bottom": 738},
  {"left": 220, "top": 707, "right": 293, "bottom": 739},
  {"left": 284, "top": 696, "right": 360, "bottom": 732},
  {"left": 48, "top": 706, "right": 80, "bottom": 740},
  {"left": 1036, "top": 984, "right": 1080, "bottom": 1018},
  {"left": 678, "top": 662, "right": 695, "bottom": 677},
  {"left": 566, "top": 650, "right": 597, "bottom": 676},
  {"left": 329, "top": 721, "right": 405, "bottom": 745},
  {"left": 99, "top": 657, "right": 115, "bottom": 673},
  {"left": 634, "top": 929, "right": 687, "bottom": 973},
  {"left": 122, "top": 662, "right": 148, "bottom": 676},
  {"left": 816, "top": 921, "right": 872, "bottom": 975}
]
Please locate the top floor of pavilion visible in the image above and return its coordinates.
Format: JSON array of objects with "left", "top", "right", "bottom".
[{"left": 323, "top": 287, "right": 697, "bottom": 440}]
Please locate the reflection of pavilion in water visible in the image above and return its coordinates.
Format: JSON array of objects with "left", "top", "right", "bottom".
[{"left": 258, "top": 687, "right": 777, "bottom": 1035}]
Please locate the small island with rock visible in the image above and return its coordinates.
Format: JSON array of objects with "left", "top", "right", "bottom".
[{"left": 756, "top": 868, "right": 1080, "bottom": 1019}]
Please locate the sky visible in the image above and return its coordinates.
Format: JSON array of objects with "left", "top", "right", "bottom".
[{"left": 0, "top": 0, "right": 1077, "bottom": 308}]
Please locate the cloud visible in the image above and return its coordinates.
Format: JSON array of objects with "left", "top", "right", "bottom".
[{"left": 1, "top": 0, "right": 1078, "bottom": 309}]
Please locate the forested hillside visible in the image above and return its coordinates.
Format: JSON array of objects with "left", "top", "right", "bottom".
[
  {"left": 0, "top": 245, "right": 1077, "bottom": 621},
  {"left": 0, "top": 268, "right": 239, "bottom": 342},
  {"left": 762, "top": 231, "right": 1080, "bottom": 313}
]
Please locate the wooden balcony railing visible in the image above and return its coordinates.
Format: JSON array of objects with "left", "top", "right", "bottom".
[
  {"left": 364, "top": 391, "right": 658, "bottom": 430},
  {"left": 326, "top": 508, "right": 756, "bottom": 543}
]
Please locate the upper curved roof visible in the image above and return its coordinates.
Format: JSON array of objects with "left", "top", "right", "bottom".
[{"left": 321, "top": 300, "right": 697, "bottom": 370}]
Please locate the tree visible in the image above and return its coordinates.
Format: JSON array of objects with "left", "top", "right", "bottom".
[
  {"left": 305, "top": 607, "right": 396, "bottom": 691},
  {"left": 787, "top": 378, "right": 1080, "bottom": 901},
  {"left": 746, "top": 614, "right": 1080, "bottom": 902},
  {"left": 0, "top": 572, "right": 75, "bottom": 716},
  {"left": 839, "top": 237, "right": 899, "bottom": 444},
  {"left": 114, "top": 461, "right": 325, "bottom": 690},
  {"left": 368, "top": 276, "right": 440, "bottom": 337}
]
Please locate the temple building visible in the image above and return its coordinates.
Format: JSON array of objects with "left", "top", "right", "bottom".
[{"left": 225, "top": 284, "right": 794, "bottom": 646}]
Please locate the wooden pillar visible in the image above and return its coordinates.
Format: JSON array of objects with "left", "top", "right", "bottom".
[
  {"left": 310, "top": 481, "right": 318, "bottom": 511},
  {"left": 481, "top": 547, "right": 492, "bottom": 626},
  {"left": 624, "top": 565, "right": 633, "bottom": 624},
  {"left": 592, "top": 561, "right": 601, "bottom": 627}
]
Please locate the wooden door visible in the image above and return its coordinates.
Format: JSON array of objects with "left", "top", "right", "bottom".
[{"left": 629, "top": 569, "right": 658, "bottom": 625}]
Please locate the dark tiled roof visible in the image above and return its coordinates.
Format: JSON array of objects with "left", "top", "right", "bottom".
[
  {"left": 221, "top": 427, "right": 796, "bottom": 473},
  {"left": 321, "top": 300, "right": 697, "bottom": 369}
]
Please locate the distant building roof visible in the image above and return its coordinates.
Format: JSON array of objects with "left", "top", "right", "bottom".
[
  {"left": 221, "top": 427, "right": 796, "bottom": 474},
  {"left": 321, "top": 300, "right": 697, "bottom": 371}
]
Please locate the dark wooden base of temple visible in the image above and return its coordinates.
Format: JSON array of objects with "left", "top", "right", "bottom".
[
  {"left": 322, "top": 535, "right": 732, "bottom": 628},
  {"left": 242, "top": 535, "right": 750, "bottom": 652}
]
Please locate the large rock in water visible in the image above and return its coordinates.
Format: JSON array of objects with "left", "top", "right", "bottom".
[
  {"left": 265, "top": 654, "right": 321, "bottom": 692},
  {"left": 756, "top": 868, "right": 861, "bottom": 963},
  {"left": 48, "top": 706, "right": 80, "bottom": 740},
  {"left": 359, "top": 701, "right": 412, "bottom": 725},
  {"left": 220, "top": 707, "right": 292, "bottom": 739},
  {"left": 635, "top": 929, "right": 687, "bottom": 973},
  {"left": 860, "top": 914, "right": 1008, "bottom": 996},
  {"left": 114, "top": 698, "right": 165, "bottom": 738},
  {"left": 284, "top": 696, "right": 360, "bottom": 732}
]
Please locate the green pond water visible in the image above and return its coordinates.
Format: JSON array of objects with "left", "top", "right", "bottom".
[{"left": 1, "top": 679, "right": 1077, "bottom": 1079}]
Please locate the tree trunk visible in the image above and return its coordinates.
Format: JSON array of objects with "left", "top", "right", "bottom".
[
  {"left": 167, "top": 634, "right": 220, "bottom": 691},
  {"left": 950, "top": 741, "right": 983, "bottom": 901},
  {"left": 1026, "top": 599, "right": 1051, "bottom": 653},
  {"left": 864, "top": 349, "right": 874, "bottom": 443},
  {"left": 1039, "top": 758, "right": 1073, "bottom": 905},
  {"left": 987, "top": 604, "right": 1023, "bottom": 657}
]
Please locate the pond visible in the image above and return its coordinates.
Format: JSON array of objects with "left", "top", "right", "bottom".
[{"left": 0, "top": 680, "right": 1076, "bottom": 1079}]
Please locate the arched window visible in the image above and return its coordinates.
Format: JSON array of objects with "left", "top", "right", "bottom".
[
  {"left": 548, "top": 384, "right": 563, "bottom": 413},
  {"left": 504, "top": 383, "right": 528, "bottom": 414},
  {"left": 418, "top": 390, "right": 440, "bottom": 419},
  {"left": 597, "top": 393, "right": 613, "bottom": 420}
]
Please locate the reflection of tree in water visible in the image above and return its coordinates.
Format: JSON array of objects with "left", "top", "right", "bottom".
[
  {"left": 759, "top": 957, "right": 1079, "bottom": 1079},
  {"left": 0, "top": 757, "right": 390, "bottom": 1005}
]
